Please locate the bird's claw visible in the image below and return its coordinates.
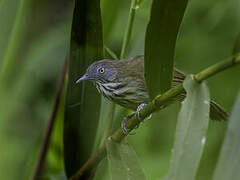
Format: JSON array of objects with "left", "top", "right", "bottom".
[
  {"left": 147, "top": 113, "right": 152, "bottom": 120},
  {"left": 121, "top": 116, "right": 130, "bottom": 134},
  {"left": 135, "top": 103, "right": 152, "bottom": 121},
  {"left": 121, "top": 103, "right": 152, "bottom": 135},
  {"left": 121, "top": 114, "right": 135, "bottom": 135}
]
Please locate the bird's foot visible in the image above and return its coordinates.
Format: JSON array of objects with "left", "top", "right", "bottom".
[
  {"left": 135, "top": 103, "right": 152, "bottom": 121},
  {"left": 121, "top": 114, "right": 135, "bottom": 135},
  {"left": 121, "top": 103, "right": 152, "bottom": 135}
]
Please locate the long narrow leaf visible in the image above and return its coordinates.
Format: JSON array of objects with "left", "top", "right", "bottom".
[
  {"left": 162, "top": 76, "right": 210, "bottom": 180},
  {"left": 212, "top": 92, "right": 240, "bottom": 180},
  {"left": 64, "top": 0, "right": 103, "bottom": 177},
  {"left": 106, "top": 140, "right": 146, "bottom": 180},
  {"left": 212, "top": 34, "right": 240, "bottom": 180},
  {"left": 144, "top": 0, "right": 188, "bottom": 99}
]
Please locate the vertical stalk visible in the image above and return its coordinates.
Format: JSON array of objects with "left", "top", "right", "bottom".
[
  {"left": 120, "top": 0, "right": 138, "bottom": 59},
  {"left": 101, "top": 0, "right": 138, "bottom": 142},
  {"left": 98, "top": 0, "right": 139, "bottom": 151},
  {"left": 31, "top": 56, "right": 69, "bottom": 180}
]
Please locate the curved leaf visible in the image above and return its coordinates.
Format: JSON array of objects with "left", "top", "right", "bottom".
[
  {"left": 162, "top": 76, "right": 210, "bottom": 180},
  {"left": 106, "top": 140, "right": 146, "bottom": 180},
  {"left": 144, "top": 0, "right": 188, "bottom": 99},
  {"left": 212, "top": 92, "right": 240, "bottom": 180},
  {"left": 212, "top": 33, "right": 240, "bottom": 180}
]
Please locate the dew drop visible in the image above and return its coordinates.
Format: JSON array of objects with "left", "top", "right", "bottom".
[
  {"left": 201, "top": 137, "right": 206, "bottom": 145},
  {"left": 133, "top": 5, "right": 139, "bottom": 9}
]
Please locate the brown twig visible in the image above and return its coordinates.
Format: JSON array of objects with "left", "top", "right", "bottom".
[{"left": 31, "top": 55, "right": 69, "bottom": 180}]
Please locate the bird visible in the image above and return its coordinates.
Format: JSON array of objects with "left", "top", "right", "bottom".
[{"left": 76, "top": 56, "right": 228, "bottom": 133}]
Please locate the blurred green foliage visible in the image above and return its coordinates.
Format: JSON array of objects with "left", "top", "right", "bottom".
[
  {"left": 0, "top": 0, "right": 240, "bottom": 179},
  {"left": 212, "top": 92, "right": 240, "bottom": 180}
]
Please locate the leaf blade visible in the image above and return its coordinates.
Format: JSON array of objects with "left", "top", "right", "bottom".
[
  {"left": 144, "top": 0, "right": 188, "bottom": 99},
  {"left": 162, "top": 76, "right": 210, "bottom": 180},
  {"left": 212, "top": 92, "right": 240, "bottom": 180},
  {"left": 106, "top": 140, "right": 146, "bottom": 180},
  {"left": 213, "top": 31, "right": 240, "bottom": 180},
  {"left": 64, "top": 0, "right": 103, "bottom": 177}
]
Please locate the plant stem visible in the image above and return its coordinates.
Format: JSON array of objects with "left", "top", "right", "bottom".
[
  {"left": 31, "top": 56, "right": 69, "bottom": 180},
  {"left": 98, "top": 0, "right": 138, "bottom": 148},
  {"left": 120, "top": 0, "right": 138, "bottom": 59},
  {"left": 104, "top": 45, "right": 119, "bottom": 59},
  {"left": 69, "top": 54, "right": 240, "bottom": 180}
]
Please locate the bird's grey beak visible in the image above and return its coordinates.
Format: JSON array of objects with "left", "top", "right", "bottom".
[{"left": 76, "top": 74, "right": 88, "bottom": 83}]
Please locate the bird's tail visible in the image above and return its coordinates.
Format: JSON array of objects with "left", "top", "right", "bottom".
[
  {"left": 173, "top": 68, "right": 229, "bottom": 121},
  {"left": 210, "top": 100, "right": 229, "bottom": 121}
]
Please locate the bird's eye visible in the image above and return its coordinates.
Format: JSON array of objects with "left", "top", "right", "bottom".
[{"left": 98, "top": 67, "right": 105, "bottom": 74}]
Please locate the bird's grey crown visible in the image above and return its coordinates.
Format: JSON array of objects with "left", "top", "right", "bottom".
[{"left": 85, "top": 59, "right": 118, "bottom": 84}]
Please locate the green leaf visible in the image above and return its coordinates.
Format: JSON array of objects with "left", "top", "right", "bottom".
[
  {"left": 93, "top": 158, "right": 110, "bottom": 180},
  {"left": 45, "top": 171, "right": 68, "bottom": 180},
  {"left": 64, "top": 0, "right": 103, "bottom": 177},
  {"left": 162, "top": 76, "right": 210, "bottom": 180},
  {"left": 212, "top": 95, "right": 240, "bottom": 180},
  {"left": 106, "top": 140, "right": 146, "bottom": 180},
  {"left": 92, "top": 97, "right": 114, "bottom": 152},
  {"left": 211, "top": 29, "right": 240, "bottom": 180},
  {"left": 144, "top": 0, "right": 188, "bottom": 99}
]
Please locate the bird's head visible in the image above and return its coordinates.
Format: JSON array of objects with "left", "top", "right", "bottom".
[{"left": 76, "top": 59, "right": 118, "bottom": 84}]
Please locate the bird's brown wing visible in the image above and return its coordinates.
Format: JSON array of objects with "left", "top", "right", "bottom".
[
  {"left": 129, "top": 56, "right": 186, "bottom": 86},
  {"left": 126, "top": 56, "right": 228, "bottom": 121}
]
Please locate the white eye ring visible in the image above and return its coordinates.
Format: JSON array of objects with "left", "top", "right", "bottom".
[{"left": 98, "top": 67, "right": 105, "bottom": 74}]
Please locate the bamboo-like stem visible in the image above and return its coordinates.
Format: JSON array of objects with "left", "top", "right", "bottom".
[
  {"left": 69, "top": 54, "right": 240, "bottom": 180},
  {"left": 32, "top": 56, "right": 69, "bottom": 180},
  {"left": 120, "top": 0, "right": 138, "bottom": 59},
  {"left": 98, "top": 0, "right": 138, "bottom": 150},
  {"left": 104, "top": 45, "right": 119, "bottom": 60}
]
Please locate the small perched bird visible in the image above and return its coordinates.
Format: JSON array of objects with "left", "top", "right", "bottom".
[{"left": 76, "top": 56, "right": 228, "bottom": 132}]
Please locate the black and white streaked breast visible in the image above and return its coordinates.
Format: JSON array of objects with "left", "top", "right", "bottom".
[{"left": 95, "top": 81, "right": 149, "bottom": 110}]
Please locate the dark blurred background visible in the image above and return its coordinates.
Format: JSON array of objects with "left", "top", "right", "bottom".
[{"left": 0, "top": 0, "right": 239, "bottom": 179}]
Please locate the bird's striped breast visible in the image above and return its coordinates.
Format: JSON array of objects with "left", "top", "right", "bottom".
[{"left": 95, "top": 81, "right": 149, "bottom": 110}]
